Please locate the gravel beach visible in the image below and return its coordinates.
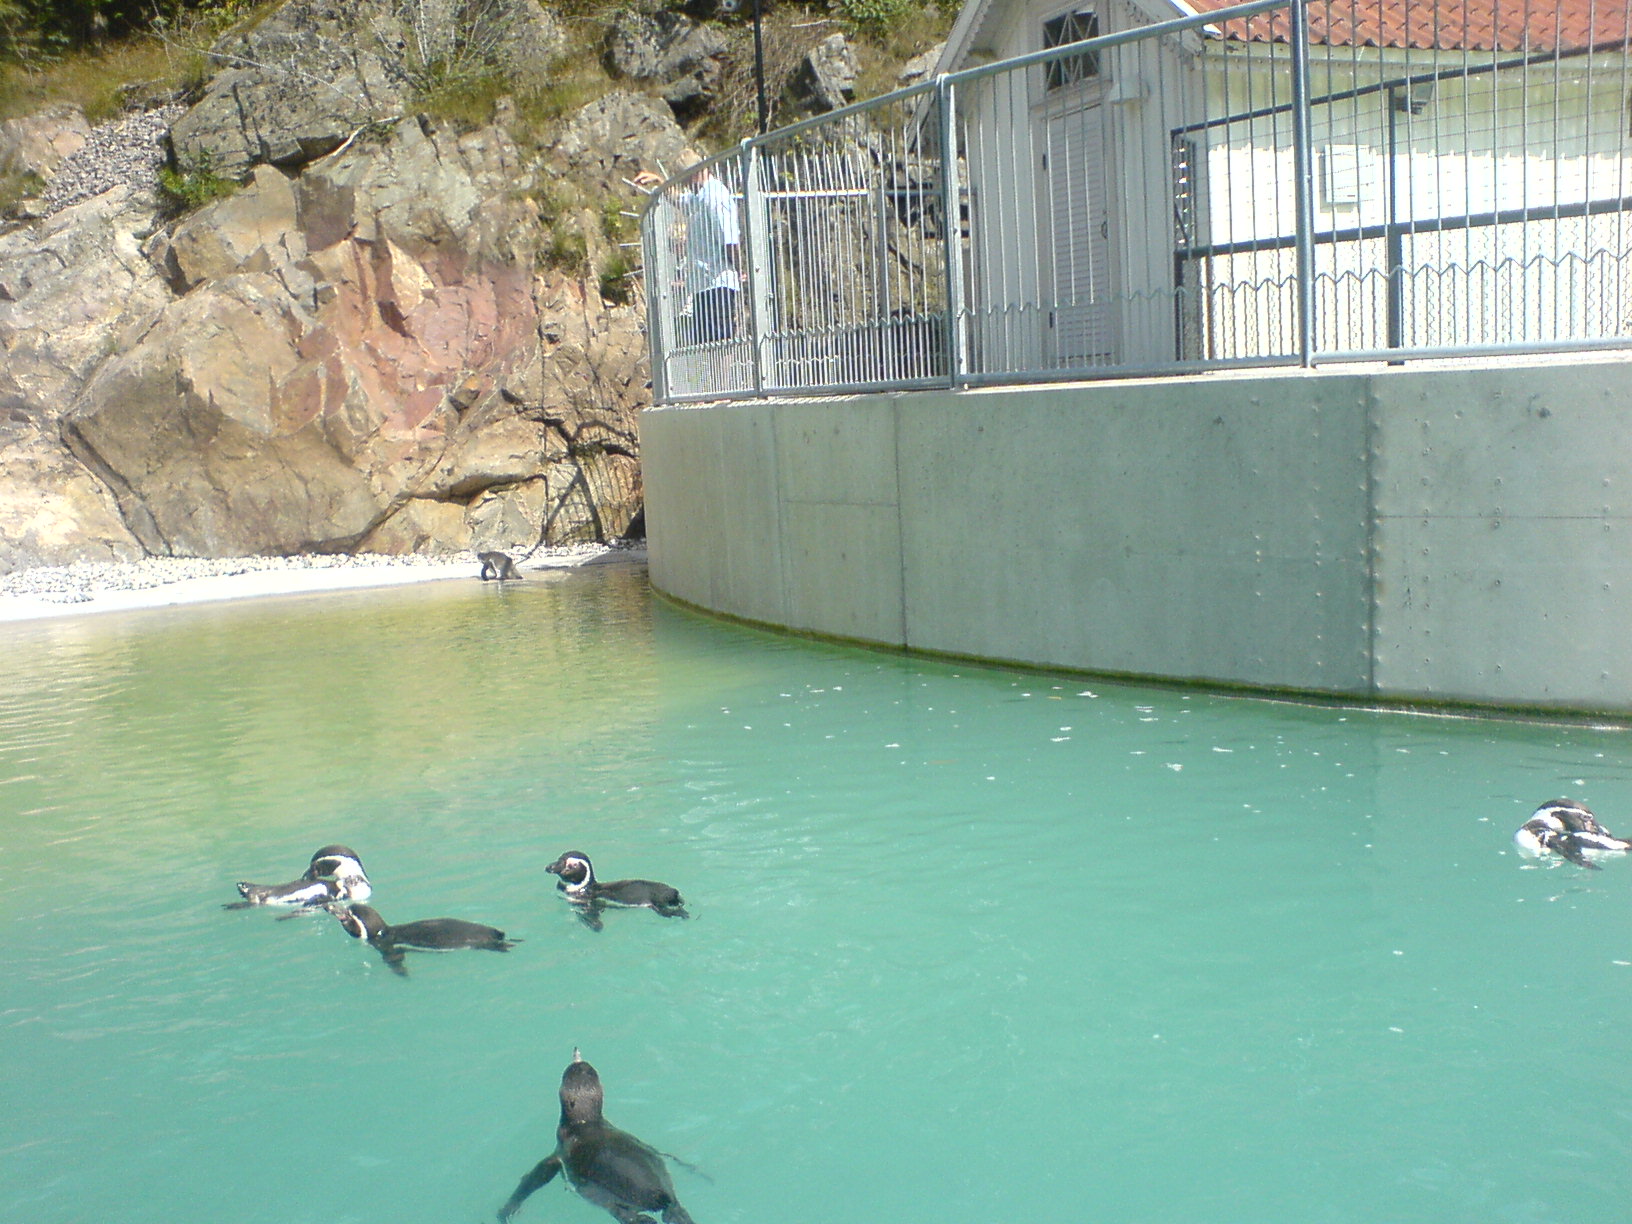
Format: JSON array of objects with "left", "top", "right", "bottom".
[{"left": 0, "top": 545, "right": 645, "bottom": 623}]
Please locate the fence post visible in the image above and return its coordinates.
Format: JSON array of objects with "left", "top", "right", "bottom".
[
  {"left": 937, "top": 76, "right": 968, "bottom": 387},
  {"left": 1288, "top": 0, "right": 1316, "bottom": 367},
  {"left": 643, "top": 189, "right": 669, "bottom": 405},
  {"left": 738, "top": 138, "right": 770, "bottom": 396}
]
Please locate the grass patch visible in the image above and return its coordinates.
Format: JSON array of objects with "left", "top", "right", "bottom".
[
  {"left": 503, "top": 28, "right": 615, "bottom": 149},
  {"left": 541, "top": 226, "right": 589, "bottom": 276},
  {"left": 156, "top": 150, "right": 236, "bottom": 216},
  {"left": 0, "top": 165, "right": 43, "bottom": 212},
  {"left": 598, "top": 249, "right": 635, "bottom": 305},
  {"left": 0, "top": 1, "right": 275, "bottom": 122},
  {"left": 1, "top": 37, "right": 175, "bottom": 121},
  {"left": 412, "top": 63, "right": 513, "bottom": 130}
]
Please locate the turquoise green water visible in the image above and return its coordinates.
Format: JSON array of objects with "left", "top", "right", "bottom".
[{"left": 3, "top": 562, "right": 1631, "bottom": 1224}]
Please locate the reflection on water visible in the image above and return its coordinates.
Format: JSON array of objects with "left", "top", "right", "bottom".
[{"left": 2, "top": 561, "right": 1631, "bottom": 1224}]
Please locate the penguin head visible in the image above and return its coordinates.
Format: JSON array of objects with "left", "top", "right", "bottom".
[
  {"left": 546, "top": 852, "right": 595, "bottom": 891},
  {"left": 1514, "top": 812, "right": 1565, "bottom": 859},
  {"left": 332, "top": 903, "right": 387, "bottom": 942},
  {"left": 307, "top": 845, "right": 368, "bottom": 879},
  {"left": 558, "top": 1050, "right": 605, "bottom": 1125},
  {"left": 307, "top": 846, "right": 371, "bottom": 899}
]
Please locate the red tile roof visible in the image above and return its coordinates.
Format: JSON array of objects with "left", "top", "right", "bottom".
[{"left": 1186, "top": 0, "right": 1630, "bottom": 53}]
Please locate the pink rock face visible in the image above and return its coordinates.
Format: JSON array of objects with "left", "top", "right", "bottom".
[{"left": 52, "top": 118, "right": 651, "bottom": 561}]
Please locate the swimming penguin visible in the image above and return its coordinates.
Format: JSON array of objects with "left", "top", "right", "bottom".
[
  {"left": 498, "top": 1050, "right": 696, "bottom": 1224},
  {"left": 1514, "top": 799, "right": 1632, "bottom": 869},
  {"left": 330, "top": 902, "right": 517, "bottom": 976},
  {"left": 225, "top": 844, "right": 372, "bottom": 910},
  {"left": 544, "top": 851, "right": 688, "bottom": 932}
]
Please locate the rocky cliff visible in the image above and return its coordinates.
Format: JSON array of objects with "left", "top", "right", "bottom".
[
  {"left": 0, "top": 0, "right": 941, "bottom": 573},
  {"left": 0, "top": 0, "right": 686, "bottom": 572}
]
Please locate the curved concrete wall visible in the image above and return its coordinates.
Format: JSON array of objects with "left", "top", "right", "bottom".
[{"left": 641, "top": 357, "right": 1632, "bottom": 715}]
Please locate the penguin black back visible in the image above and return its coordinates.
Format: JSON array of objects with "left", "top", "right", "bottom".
[{"left": 333, "top": 903, "right": 516, "bottom": 975}]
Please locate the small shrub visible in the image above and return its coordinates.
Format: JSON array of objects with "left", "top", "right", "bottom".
[
  {"left": 0, "top": 165, "right": 42, "bottom": 213},
  {"left": 157, "top": 150, "right": 236, "bottom": 216},
  {"left": 533, "top": 180, "right": 583, "bottom": 226},
  {"left": 598, "top": 250, "right": 635, "bottom": 305},
  {"left": 412, "top": 62, "right": 509, "bottom": 129},
  {"left": 507, "top": 59, "right": 612, "bottom": 140},
  {"left": 541, "top": 226, "right": 589, "bottom": 276},
  {"left": 829, "top": 0, "right": 919, "bottom": 41},
  {"left": 399, "top": 0, "right": 530, "bottom": 127},
  {"left": 599, "top": 195, "right": 633, "bottom": 245}
]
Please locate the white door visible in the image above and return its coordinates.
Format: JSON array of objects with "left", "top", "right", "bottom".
[{"left": 1044, "top": 105, "right": 1115, "bottom": 366}]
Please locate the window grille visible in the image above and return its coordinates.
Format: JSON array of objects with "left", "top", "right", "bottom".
[{"left": 1043, "top": 9, "right": 1101, "bottom": 91}]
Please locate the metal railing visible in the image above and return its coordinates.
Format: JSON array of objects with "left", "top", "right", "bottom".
[{"left": 642, "top": 0, "right": 1632, "bottom": 403}]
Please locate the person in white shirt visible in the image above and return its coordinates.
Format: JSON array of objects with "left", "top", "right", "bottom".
[{"left": 680, "top": 157, "right": 740, "bottom": 345}]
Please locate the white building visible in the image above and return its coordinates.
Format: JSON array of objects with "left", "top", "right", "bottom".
[{"left": 936, "top": 0, "right": 1632, "bottom": 375}]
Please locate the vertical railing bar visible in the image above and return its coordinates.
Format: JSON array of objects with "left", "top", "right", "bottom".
[
  {"left": 1610, "top": 0, "right": 1623, "bottom": 338},
  {"left": 1550, "top": 2, "right": 1565, "bottom": 338},
  {"left": 1458, "top": 7, "right": 1474, "bottom": 345},
  {"left": 1386, "top": 70, "right": 1404, "bottom": 353},
  {"left": 644, "top": 185, "right": 668, "bottom": 405},
  {"left": 1390, "top": 0, "right": 1416, "bottom": 354},
  {"left": 1289, "top": 0, "right": 1318, "bottom": 365},
  {"left": 1013, "top": 67, "right": 1028, "bottom": 374},
  {"left": 740, "top": 138, "right": 767, "bottom": 397},
  {"left": 881, "top": 137, "right": 894, "bottom": 381},
  {"left": 1423, "top": 0, "right": 1442, "bottom": 349},
  {"left": 986, "top": 74, "right": 1002, "bottom": 373},
  {"left": 938, "top": 76, "right": 969, "bottom": 387}
]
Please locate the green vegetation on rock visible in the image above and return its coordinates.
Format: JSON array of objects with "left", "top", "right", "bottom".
[{"left": 155, "top": 150, "right": 235, "bottom": 215}]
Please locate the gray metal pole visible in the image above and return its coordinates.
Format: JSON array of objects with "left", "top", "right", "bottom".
[
  {"left": 643, "top": 193, "right": 669, "bottom": 404},
  {"left": 1288, "top": 0, "right": 1317, "bottom": 367},
  {"left": 739, "top": 139, "right": 767, "bottom": 396},
  {"left": 938, "top": 77, "right": 969, "bottom": 387}
]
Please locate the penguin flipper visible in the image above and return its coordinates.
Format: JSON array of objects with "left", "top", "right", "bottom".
[
  {"left": 499, "top": 1154, "right": 561, "bottom": 1221},
  {"left": 574, "top": 902, "right": 605, "bottom": 933},
  {"left": 1550, "top": 833, "right": 1602, "bottom": 869},
  {"left": 654, "top": 1149, "right": 711, "bottom": 1182},
  {"left": 376, "top": 942, "right": 410, "bottom": 975}
]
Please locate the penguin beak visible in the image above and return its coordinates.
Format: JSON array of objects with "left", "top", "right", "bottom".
[{"left": 572, "top": 1047, "right": 583, "bottom": 1063}]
